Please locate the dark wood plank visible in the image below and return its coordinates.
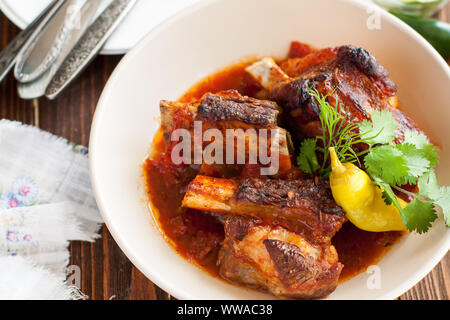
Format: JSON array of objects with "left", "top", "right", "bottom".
[
  {"left": 0, "top": 6, "right": 448, "bottom": 300},
  {"left": 0, "top": 13, "right": 156, "bottom": 301}
]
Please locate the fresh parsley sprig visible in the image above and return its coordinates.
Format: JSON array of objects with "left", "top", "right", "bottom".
[{"left": 297, "top": 89, "right": 449, "bottom": 233}]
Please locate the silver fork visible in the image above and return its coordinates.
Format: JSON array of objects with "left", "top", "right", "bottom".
[{"left": 0, "top": 0, "right": 62, "bottom": 84}]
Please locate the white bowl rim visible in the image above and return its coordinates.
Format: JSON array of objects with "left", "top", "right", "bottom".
[{"left": 90, "top": 0, "right": 450, "bottom": 300}]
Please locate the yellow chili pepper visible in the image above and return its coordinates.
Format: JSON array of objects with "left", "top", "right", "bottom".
[{"left": 328, "top": 147, "right": 407, "bottom": 232}]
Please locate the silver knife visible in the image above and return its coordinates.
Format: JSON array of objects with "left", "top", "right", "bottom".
[
  {"left": 0, "top": 0, "right": 61, "bottom": 84},
  {"left": 17, "top": 0, "right": 105, "bottom": 99},
  {"left": 45, "top": 0, "right": 137, "bottom": 100}
]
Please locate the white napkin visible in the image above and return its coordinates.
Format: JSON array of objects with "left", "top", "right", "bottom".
[
  {"left": 0, "top": 119, "right": 103, "bottom": 300},
  {"left": 0, "top": 255, "right": 86, "bottom": 300}
]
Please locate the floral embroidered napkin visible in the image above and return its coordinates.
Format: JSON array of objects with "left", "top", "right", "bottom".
[{"left": 0, "top": 119, "right": 103, "bottom": 299}]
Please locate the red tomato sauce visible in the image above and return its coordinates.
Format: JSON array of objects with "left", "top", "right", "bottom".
[{"left": 144, "top": 58, "right": 404, "bottom": 283}]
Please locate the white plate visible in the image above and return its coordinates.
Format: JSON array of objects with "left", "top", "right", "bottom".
[
  {"left": 90, "top": 0, "right": 450, "bottom": 299},
  {"left": 0, "top": 0, "right": 202, "bottom": 55}
]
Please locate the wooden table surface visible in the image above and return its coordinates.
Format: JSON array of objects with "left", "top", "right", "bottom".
[{"left": 1, "top": 5, "right": 449, "bottom": 300}]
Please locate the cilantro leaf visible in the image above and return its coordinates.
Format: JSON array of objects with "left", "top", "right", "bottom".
[
  {"left": 420, "top": 144, "right": 439, "bottom": 169},
  {"left": 418, "top": 171, "right": 450, "bottom": 227},
  {"left": 417, "top": 171, "right": 440, "bottom": 199},
  {"left": 359, "top": 110, "right": 398, "bottom": 145},
  {"left": 365, "top": 145, "right": 410, "bottom": 185},
  {"left": 395, "top": 143, "right": 430, "bottom": 183},
  {"left": 403, "top": 129, "right": 438, "bottom": 169},
  {"left": 374, "top": 175, "right": 438, "bottom": 233},
  {"left": 365, "top": 143, "right": 432, "bottom": 186},
  {"left": 403, "top": 199, "right": 437, "bottom": 233},
  {"left": 297, "top": 138, "right": 320, "bottom": 174},
  {"left": 403, "top": 130, "right": 430, "bottom": 148},
  {"left": 435, "top": 187, "right": 450, "bottom": 227}
]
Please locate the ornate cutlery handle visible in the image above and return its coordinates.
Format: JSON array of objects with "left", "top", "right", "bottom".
[{"left": 0, "top": 0, "right": 62, "bottom": 83}]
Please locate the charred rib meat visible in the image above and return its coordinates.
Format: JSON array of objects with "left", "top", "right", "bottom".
[
  {"left": 160, "top": 90, "right": 281, "bottom": 135},
  {"left": 218, "top": 215, "right": 342, "bottom": 299},
  {"left": 160, "top": 90, "right": 292, "bottom": 174},
  {"left": 182, "top": 175, "right": 346, "bottom": 244},
  {"left": 246, "top": 45, "right": 422, "bottom": 143}
]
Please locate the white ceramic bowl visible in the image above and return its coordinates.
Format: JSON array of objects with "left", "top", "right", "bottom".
[{"left": 90, "top": 0, "right": 450, "bottom": 299}]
